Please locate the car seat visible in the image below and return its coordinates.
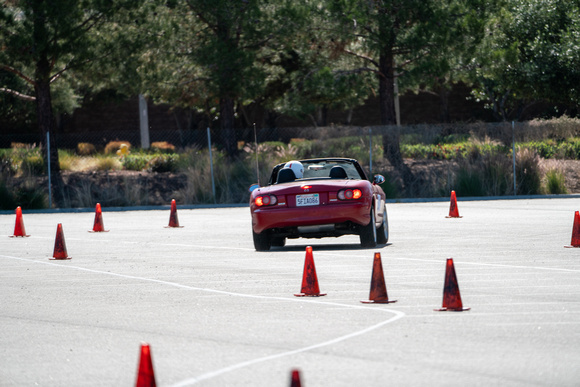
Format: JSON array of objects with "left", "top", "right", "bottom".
[
  {"left": 277, "top": 168, "right": 296, "bottom": 184},
  {"left": 329, "top": 166, "right": 347, "bottom": 179}
]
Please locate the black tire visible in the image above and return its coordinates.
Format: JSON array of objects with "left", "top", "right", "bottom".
[
  {"left": 253, "top": 229, "right": 271, "bottom": 251},
  {"left": 376, "top": 207, "right": 389, "bottom": 244},
  {"left": 359, "top": 208, "right": 377, "bottom": 248},
  {"left": 270, "top": 237, "right": 286, "bottom": 247}
]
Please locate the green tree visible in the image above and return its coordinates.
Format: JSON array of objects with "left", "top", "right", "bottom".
[
  {"left": 0, "top": 0, "right": 144, "bottom": 206},
  {"left": 400, "top": 1, "right": 493, "bottom": 123},
  {"left": 265, "top": 4, "right": 375, "bottom": 127},
  {"left": 327, "top": 0, "right": 479, "bottom": 188},
  {"left": 143, "top": 0, "right": 305, "bottom": 155},
  {"left": 470, "top": 0, "right": 580, "bottom": 121}
]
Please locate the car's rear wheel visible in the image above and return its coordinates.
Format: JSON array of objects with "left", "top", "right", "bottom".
[
  {"left": 271, "top": 237, "right": 286, "bottom": 247},
  {"left": 253, "top": 229, "right": 271, "bottom": 251},
  {"left": 359, "top": 208, "right": 377, "bottom": 248},
  {"left": 376, "top": 207, "right": 389, "bottom": 244}
]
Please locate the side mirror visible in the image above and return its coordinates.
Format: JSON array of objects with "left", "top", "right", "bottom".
[
  {"left": 373, "top": 174, "right": 385, "bottom": 185},
  {"left": 249, "top": 183, "right": 260, "bottom": 193}
]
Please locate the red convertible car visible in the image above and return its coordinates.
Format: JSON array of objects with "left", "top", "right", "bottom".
[{"left": 250, "top": 158, "right": 389, "bottom": 251}]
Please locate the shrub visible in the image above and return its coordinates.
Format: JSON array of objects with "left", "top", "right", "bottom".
[
  {"left": 0, "top": 149, "right": 18, "bottom": 176},
  {"left": 455, "top": 148, "right": 512, "bottom": 197},
  {"left": 58, "top": 150, "right": 76, "bottom": 170},
  {"left": 151, "top": 141, "right": 176, "bottom": 153},
  {"left": 16, "top": 184, "right": 47, "bottom": 209},
  {"left": 77, "top": 142, "right": 96, "bottom": 155},
  {"left": 456, "top": 166, "right": 485, "bottom": 197},
  {"left": 544, "top": 168, "right": 567, "bottom": 194},
  {"left": 147, "top": 154, "right": 179, "bottom": 173},
  {"left": 0, "top": 178, "right": 47, "bottom": 209},
  {"left": 561, "top": 138, "right": 580, "bottom": 159},
  {"left": 11, "top": 142, "right": 34, "bottom": 149},
  {"left": 515, "top": 148, "right": 542, "bottom": 195},
  {"left": 122, "top": 154, "right": 149, "bottom": 171},
  {"left": 21, "top": 153, "right": 45, "bottom": 176},
  {"left": 104, "top": 141, "right": 131, "bottom": 155},
  {"left": 0, "top": 180, "right": 17, "bottom": 209},
  {"left": 95, "top": 156, "right": 122, "bottom": 171}
]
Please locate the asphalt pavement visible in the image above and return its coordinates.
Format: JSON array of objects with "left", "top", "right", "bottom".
[{"left": 1, "top": 197, "right": 579, "bottom": 386}]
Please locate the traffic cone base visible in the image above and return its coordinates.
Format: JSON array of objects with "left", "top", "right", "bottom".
[
  {"left": 361, "top": 252, "right": 397, "bottom": 304},
  {"left": 434, "top": 306, "right": 471, "bottom": 312},
  {"left": 564, "top": 210, "right": 580, "bottom": 248},
  {"left": 295, "top": 292, "right": 327, "bottom": 297},
  {"left": 89, "top": 203, "right": 109, "bottom": 232},
  {"left": 51, "top": 223, "right": 71, "bottom": 260},
  {"left": 10, "top": 206, "right": 30, "bottom": 237},
  {"left": 361, "top": 299, "right": 397, "bottom": 304},
  {"left": 446, "top": 190, "right": 462, "bottom": 218},
  {"left": 294, "top": 246, "right": 326, "bottom": 297},
  {"left": 435, "top": 258, "right": 469, "bottom": 312},
  {"left": 165, "top": 199, "right": 184, "bottom": 228}
]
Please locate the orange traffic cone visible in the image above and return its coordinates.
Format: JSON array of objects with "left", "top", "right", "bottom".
[
  {"left": 165, "top": 199, "right": 183, "bottom": 228},
  {"left": 10, "top": 206, "right": 30, "bottom": 237},
  {"left": 51, "top": 223, "right": 71, "bottom": 260},
  {"left": 565, "top": 210, "right": 580, "bottom": 248},
  {"left": 361, "top": 252, "right": 397, "bottom": 304},
  {"left": 89, "top": 203, "right": 109, "bottom": 232},
  {"left": 446, "top": 190, "right": 462, "bottom": 218},
  {"left": 290, "top": 369, "right": 302, "bottom": 387},
  {"left": 135, "top": 342, "right": 156, "bottom": 387},
  {"left": 295, "top": 246, "right": 326, "bottom": 297},
  {"left": 435, "top": 258, "right": 469, "bottom": 311}
]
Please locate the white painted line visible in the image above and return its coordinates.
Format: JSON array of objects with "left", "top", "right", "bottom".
[
  {"left": 0, "top": 254, "right": 405, "bottom": 386},
  {"left": 170, "top": 312, "right": 403, "bottom": 387}
]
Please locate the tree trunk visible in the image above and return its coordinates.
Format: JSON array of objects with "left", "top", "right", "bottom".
[
  {"left": 378, "top": 51, "right": 414, "bottom": 191},
  {"left": 220, "top": 96, "right": 237, "bottom": 156},
  {"left": 32, "top": 0, "right": 65, "bottom": 207},
  {"left": 35, "top": 77, "right": 65, "bottom": 208}
]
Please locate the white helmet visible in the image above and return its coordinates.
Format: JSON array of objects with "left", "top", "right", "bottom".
[{"left": 284, "top": 160, "right": 304, "bottom": 179}]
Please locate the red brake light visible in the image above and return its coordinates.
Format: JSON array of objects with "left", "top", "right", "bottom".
[
  {"left": 255, "top": 195, "right": 277, "bottom": 207},
  {"left": 338, "top": 189, "right": 363, "bottom": 201}
]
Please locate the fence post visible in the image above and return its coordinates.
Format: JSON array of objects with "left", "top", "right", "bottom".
[
  {"left": 254, "top": 123, "right": 260, "bottom": 186},
  {"left": 139, "top": 94, "right": 150, "bottom": 149},
  {"left": 394, "top": 78, "right": 401, "bottom": 126},
  {"left": 369, "top": 127, "right": 373, "bottom": 177},
  {"left": 47, "top": 132, "right": 52, "bottom": 209},
  {"left": 512, "top": 121, "right": 517, "bottom": 195},
  {"left": 207, "top": 127, "right": 216, "bottom": 203}
]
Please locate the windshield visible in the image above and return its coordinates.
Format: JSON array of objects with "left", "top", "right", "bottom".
[
  {"left": 269, "top": 159, "right": 366, "bottom": 185},
  {"left": 301, "top": 159, "right": 363, "bottom": 179}
]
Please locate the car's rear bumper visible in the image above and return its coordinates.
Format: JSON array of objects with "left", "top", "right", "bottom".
[{"left": 251, "top": 202, "right": 371, "bottom": 234}]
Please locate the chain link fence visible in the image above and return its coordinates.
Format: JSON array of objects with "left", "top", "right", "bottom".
[
  {"left": 2, "top": 119, "right": 578, "bottom": 152},
  {"left": 1, "top": 119, "right": 579, "bottom": 210}
]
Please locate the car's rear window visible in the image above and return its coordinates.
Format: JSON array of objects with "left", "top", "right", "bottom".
[{"left": 302, "top": 160, "right": 362, "bottom": 180}]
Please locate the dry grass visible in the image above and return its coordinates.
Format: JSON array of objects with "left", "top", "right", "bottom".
[{"left": 60, "top": 154, "right": 122, "bottom": 172}]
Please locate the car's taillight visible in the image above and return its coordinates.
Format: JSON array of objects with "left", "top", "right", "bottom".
[
  {"left": 338, "top": 189, "right": 363, "bottom": 200},
  {"left": 255, "top": 195, "right": 278, "bottom": 207}
]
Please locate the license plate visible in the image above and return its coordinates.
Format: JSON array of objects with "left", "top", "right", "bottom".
[{"left": 296, "top": 194, "right": 320, "bottom": 207}]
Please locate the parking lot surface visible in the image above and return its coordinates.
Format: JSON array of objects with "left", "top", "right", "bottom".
[{"left": 1, "top": 198, "right": 580, "bottom": 386}]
